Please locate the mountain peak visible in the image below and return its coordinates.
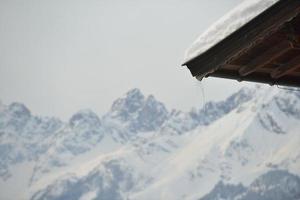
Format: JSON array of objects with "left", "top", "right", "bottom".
[
  {"left": 8, "top": 102, "right": 31, "bottom": 118},
  {"left": 146, "top": 94, "right": 156, "bottom": 102},
  {"left": 110, "top": 88, "right": 145, "bottom": 120},
  {"left": 144, "top": 95, "right": 166, "bottom": 113},
  {"left": 131, "top": 94, "right": 168, "bottom": 132},
  {"left": 125, "top": 88, "right": 144, "bottom": 99},
  {"left": 69, "top": 109, "right": 101, "bottom": 128},
  {"left": 223, "top": 87, "right": 254, "bottom": 112},
  {"left": 107, "top": 89, "right": 169, "bottom": 132}
]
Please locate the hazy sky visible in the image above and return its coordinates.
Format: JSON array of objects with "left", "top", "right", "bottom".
[{"left": 0, "top": 0, "right": 251, "bottom": 120}]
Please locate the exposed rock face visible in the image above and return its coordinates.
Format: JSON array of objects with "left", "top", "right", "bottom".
[{"left": 109, "top": 88, "right": 168, "bottom": 133}]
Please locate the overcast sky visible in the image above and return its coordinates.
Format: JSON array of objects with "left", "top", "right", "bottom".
[{"left": 0, "top": 0, "right": 252, "bottom": 120}]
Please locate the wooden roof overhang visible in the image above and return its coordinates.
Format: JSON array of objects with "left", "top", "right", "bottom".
[{"left": 183, "top": 0, "right": 300, "bottom": 88}]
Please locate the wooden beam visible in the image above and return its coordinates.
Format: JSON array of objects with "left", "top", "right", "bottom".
[
  {"left": 271, "top": 55, "right": 300, "bottom": 78},
  {"left": 285, "top": 21, "right": 300, "bottom": 48},
  {"left": 223, "top": 64, "right": 241, "bottom": 70},
  {"left": 209, "top": 69, "right": 300, "bottom": 88},
  {"left": 238, "top": 40, "right": 292, "bottom": 76}
]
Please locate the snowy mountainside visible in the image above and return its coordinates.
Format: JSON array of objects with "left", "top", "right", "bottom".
[
  {"left": 200, "top": 170, "right": 300, "bottom": 200},
  {"left": 0, "top": 85, "right": 299, "bottom": 200}
]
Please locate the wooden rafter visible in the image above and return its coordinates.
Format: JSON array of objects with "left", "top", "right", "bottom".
[
  {"left": 271, "top": 55, "right": 300, "bottom": 78},
  {"left": 285, "top": 22, "right": 300, "bottom": 48},
  {"left": 238, "top": 40, "right": 292, "bottom": 76},
  {"left": 210, "top": 69, "right": 300, "bottom": 87}
]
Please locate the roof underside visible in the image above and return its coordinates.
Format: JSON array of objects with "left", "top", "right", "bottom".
[{"left": 184, "top": 0, "right": 300, "bottom": 88}]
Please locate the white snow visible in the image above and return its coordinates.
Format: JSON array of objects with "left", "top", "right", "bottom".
[
  {"left": 79, "top": 190, "right": 97, "bottom": 200},
  {"left": 0, "top": 162, "right": 35, "bottom": 200},
  {"left": 1, "top": 85, "right": 300, "bottom": 200},
  {"left": 183, "top": 0, "right": 280, "bottom": 64}
]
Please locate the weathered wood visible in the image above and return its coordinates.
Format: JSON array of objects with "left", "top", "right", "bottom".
[
  {"left": 208, "top": 69, "right": 300, "bottom": 88},
  {"left": 271, "top": 55, "right": 300, "bottom": 78},
  {"left": 223, "top": 64, "right": 241, "bottom": 70},
  {"left": 238, "top": 40, "right": 292, "bottom": 76},
  {"left": 285, "top": 22, "right": 300, "bottom": 48}
]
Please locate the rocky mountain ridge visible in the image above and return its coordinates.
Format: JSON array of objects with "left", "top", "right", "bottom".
[{"left": 0, "top": 85, "right": 299, "bottom": 200}]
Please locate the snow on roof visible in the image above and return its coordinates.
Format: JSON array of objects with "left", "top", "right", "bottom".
[{"left": 183, "top": 0, "right": 280, "bottom": 64}]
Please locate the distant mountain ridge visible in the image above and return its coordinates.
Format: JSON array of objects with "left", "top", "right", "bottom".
[{"left": 0, "top": 85, "right": 299, "bottom": 200}]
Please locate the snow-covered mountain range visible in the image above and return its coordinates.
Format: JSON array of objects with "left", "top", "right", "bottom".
[{"left": 0, "top": 85, "right": 300, "bottom": 200}]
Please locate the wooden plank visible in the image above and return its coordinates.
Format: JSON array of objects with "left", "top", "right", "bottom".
[
  {"left": 271, "top": 55, "right": 300, "bottom": 78},
  {"left": 223, "top": 64, "right": 241, "bottom": 70},
  {"left": 285, "top": 21, "right": 300, "bottom": 48},
  {"left": 238, "top": 40, "right": 292, "bottom": 76},
  {"left": 208, "top": 69, "right": 300, "bottom": 88}
]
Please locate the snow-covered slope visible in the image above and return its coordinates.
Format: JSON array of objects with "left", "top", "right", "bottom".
[{"left": 0, "top": 85, "right": 299, "bottom": 200}]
